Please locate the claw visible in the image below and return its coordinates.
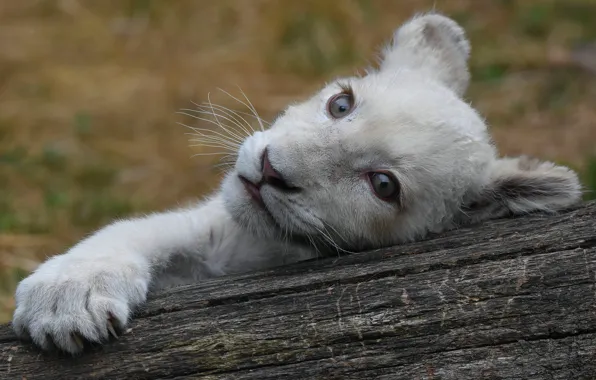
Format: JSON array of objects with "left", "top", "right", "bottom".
[
  {"left": 107, "top": 320, "right": 119, "bottom": 339},
  {"left": 71, "top": 333, "right": 84, "bottom": 351}
]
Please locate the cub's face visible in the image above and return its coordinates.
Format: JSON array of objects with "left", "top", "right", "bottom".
[{"left": 220, "top": 13, "right": 580, "bottom": 252}]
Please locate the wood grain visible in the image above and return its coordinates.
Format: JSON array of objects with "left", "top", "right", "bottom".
[{"left": 1, "top": 201, "right": 595, "bottom": 380}]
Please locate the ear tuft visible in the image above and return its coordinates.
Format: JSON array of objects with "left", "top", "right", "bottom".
[
  {"left": 380, "top": 12, "right": 471, "bottom": 96},
  {"left": 462, "top": 156, "right": 583, "bottom": 224}
]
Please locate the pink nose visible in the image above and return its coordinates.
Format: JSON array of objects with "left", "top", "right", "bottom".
[{"left": 261, "top": 148, "right": 296, "bottom": 191}]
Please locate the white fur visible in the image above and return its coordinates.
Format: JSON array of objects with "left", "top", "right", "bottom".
[{"left": 12, "top": 12, "right": 582, "bottom": 355}]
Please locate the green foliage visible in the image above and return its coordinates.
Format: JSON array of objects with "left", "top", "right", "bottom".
[
  {"left": 73, "top": 112, "right": 93, "bottom": 136},
  {"left": 471, "top": 63, "right": 510, "bottom": 83},
  {"left": 0, "top": 114, "right": 144, "bottom": 234},
  {"left": 268, "top": 5, "right": 374, "bottom": 77},
  {"left": 518, "top": 4, "right": 551, "bottom": 38}
]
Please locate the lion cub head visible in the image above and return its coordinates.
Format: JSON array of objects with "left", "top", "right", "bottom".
[{"left": 221, "top": 13, "right": 582, "bottom": 251}]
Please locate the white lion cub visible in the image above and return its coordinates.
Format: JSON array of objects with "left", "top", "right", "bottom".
[{"left": 12, "top": 13, "right": 581, "bottom": 354}]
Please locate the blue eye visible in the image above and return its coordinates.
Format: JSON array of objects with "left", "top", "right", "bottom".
[
  {"left": 327, "top": 93, "right": 354, "bottom": 119},
  {"left": 368, "top": 172, "right": 400, "bottom": 200}
]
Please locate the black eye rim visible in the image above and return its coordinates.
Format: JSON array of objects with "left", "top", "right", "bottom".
[
  {"left": 326, "top": 92, "right": 355, "bottom": 119},
  {"left": 365, "top": 171, "right": 401, "bottom": 203}
]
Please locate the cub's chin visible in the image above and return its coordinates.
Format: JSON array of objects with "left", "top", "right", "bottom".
[
  {"left": 220, "top": 171, "right": 282, "bottom": 240},
  {"left": 221, "top": 172, "right": 339, "bottom": 254}
]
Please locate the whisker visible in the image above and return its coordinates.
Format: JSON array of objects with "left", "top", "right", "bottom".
[
  {"left": 184, "top": 129, "right": 241, "bottom": 141},
  {"left": 186, "top": 132, "right": 240, "bottom": 144},
  {"left": 238, "top": 86, "right": 267, "bottom": 132},
  {"left": 186, "top": 134, "right": 240, "bottom": 147},
  {"left": 191, "top": 102, "right": 260, "bottom": 135},
  {"left": 187, "top": 139, "right": 237, "bottom": 147},
  {"left": 322, "top": 221, "right": 351, "bottom": 247},
  {"left": 205, "top": 102, "right": 271, "bottom": 127},
  {"left": 177, "top": 120, "right": 242, "bottom": 145},
  {"left": 315, "top": 224, "right": 356, "bottom": 255},
  {"left": 190, "top": 152, "right": 237, "bottom": 158},
  {"left": 191, "top": 105, "right": 254, "bottom": 137},
  {"left": 207, "top": 103, "right": 271, "bottom": 126},
  {"left": 177, "top": 115, "right": 244, "bottom": 144},
  {"left": 187, "top": 144, "right": 237, "bottom": 152},
  {"left": 216, "top": 152, "right": 238, "bottom": 161},
  {"left": 217, "top": 87, "right": 266, "bottom": 132},
  {"left": 187, "top": 139, "right": 238, "bottom": 152},
  {"left": 306, "top": 234, "right": 321, "bottom": 260},
  {"left": 212, "top": 162, "right": 236, "bottom": 169},
  {"left": 206, "top": 92, "right": 249, "bottom": 143},
  {"left": 190, "top": 101, "right": 248, "bottom": 143},
  {"left": 315, "top": 227, "right": 341, "bottom": 257}
]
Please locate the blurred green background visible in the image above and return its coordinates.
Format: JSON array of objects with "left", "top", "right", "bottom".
[{"left": 1, "top": 0, "right": 595, "bottom": 323}]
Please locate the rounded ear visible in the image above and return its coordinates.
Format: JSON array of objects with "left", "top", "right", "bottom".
[
  {"left": 380, "top": 12, "right": 471, "bottom": 96},
  {"left": 460, "top": 156, "right": 583, "bottom": 225}
]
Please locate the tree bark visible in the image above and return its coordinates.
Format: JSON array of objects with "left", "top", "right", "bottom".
[{"left": 1, "top": 201, "right": 595, "bottom": 380}]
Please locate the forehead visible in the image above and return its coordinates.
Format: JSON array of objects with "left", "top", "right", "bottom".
[
  {"left": 318, "top": 71, "right": 488, "bottom": 143},
  {"left": 276, "top": 69, "right": 490, "bottom": 161}
]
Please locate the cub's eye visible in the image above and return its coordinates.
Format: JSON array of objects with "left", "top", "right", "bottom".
[
  {"left": 368, "top": 172, "right": 400, "bottom": 200},
  {"left": 327, "top": 93, "right": 354, "bottom": 119}
]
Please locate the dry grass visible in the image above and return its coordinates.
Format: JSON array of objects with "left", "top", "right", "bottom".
[{"left": 1, "top": 0, "right": 595, "bottom": 323}]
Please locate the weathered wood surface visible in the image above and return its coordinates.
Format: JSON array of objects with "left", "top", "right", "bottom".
[{"left": 1, "top": 201, "right": 595, "bottom": 380}]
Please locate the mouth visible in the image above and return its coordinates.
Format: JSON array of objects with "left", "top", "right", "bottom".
[
  {"left": 238, "top": 175, "right": 266, "bottom": 209},
  {"left": 238, "top": 174, "right": 289, "bottom": 233},
  {"left": 237, "top": 174, "right": 333, "bottom": 251}
]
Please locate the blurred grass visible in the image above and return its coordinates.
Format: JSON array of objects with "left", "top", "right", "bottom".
[{"left": 1, "top": 0, "right": 595, "bottom": 323}]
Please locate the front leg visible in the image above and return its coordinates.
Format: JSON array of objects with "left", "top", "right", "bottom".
[{"left": 11, "top": 194, "right": 234, "bottom": 354}]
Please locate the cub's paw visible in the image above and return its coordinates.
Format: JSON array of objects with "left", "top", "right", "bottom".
[{"left": 11, "top": 253, "right": 149, "bottom": 355}]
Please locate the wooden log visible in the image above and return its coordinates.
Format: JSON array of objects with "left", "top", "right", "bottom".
[{"left": 1, "top": 201, "right": 595, "bottom": 380}]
